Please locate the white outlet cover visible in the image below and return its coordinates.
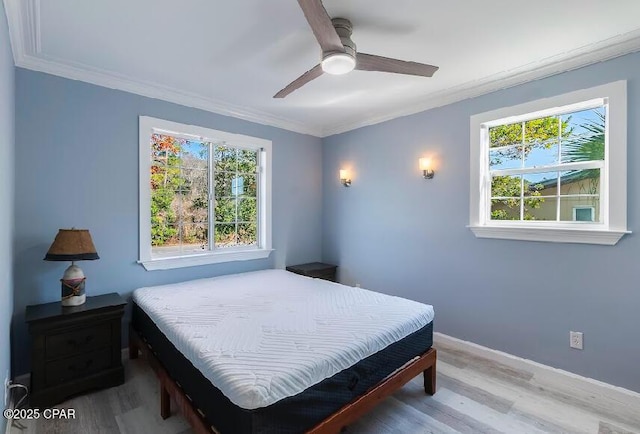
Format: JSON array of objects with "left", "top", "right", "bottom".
[{"left": 570, "top": 331, "right": 584, "bottom": 350}]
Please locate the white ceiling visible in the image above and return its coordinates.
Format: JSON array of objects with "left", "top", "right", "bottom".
[{"left": 5, "top": 0, "right": 640, "bottom": 137}]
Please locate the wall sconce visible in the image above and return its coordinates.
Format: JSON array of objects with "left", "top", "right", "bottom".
[
  {"left": 339, "top": 169, "right": 352, "bottom": 187},
  {"left": 419, "top": 157, "right": 435, "bottom": 179}
]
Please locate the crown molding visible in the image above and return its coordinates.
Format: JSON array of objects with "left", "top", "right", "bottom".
[
  {"left": 319, "top": 29, "right": 640, "bottom": 137},
  {"left": 5, "top": 0, "right": 640, "bottom": 139},
  {"left": 4, "top": 1, "right": 322, "bottom": 137},
  {"left": 16, "top": 53, "right": 323, "bottom": 137}
]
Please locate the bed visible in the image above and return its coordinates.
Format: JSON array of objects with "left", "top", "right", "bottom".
[{"left": 129, "top": 269, "right": 436, "bottom": 433}]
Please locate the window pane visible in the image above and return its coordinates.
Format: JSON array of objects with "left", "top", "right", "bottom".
[
  {"left": 524, "top": 141, "right": 558, "bottom": 168},
  {"left": 214, "top": 198, "right": 236, "bottom": 223},
  {"left": 241, "top": 174, "right": 257, "bottom": 197},
  {"left": 238, "top": 223, "right": 257, "bottom": 246},
  {"left": 559, "top": 169, "right": 600, "bottom": 196},
  {"left": 562, "top": 107, "right": 606, "bottom": 139},
  {"left": 491, "top": 199, "right": 520, "bottom": 220},
  {"left": 151, "top": 224, "right": 181, "bottom": 258},
  {"left": 171, "top": 192, "right": 185, "bottom": 223},
  {"left": 524, "top": 197, "right": 557, "bottom": 221},
  {"left": 524, "top": 116, "right": 559, "bottom": 145},
  {"left": 149, "top": 133, "right": 211, "bottom": 258},
  {"left": 560, "top": 198, "right": 600, "bottom": 222},
  {"left": 489, "top": 122, "right": 522, "bottom": 148},
  {"left": 238, "top": 198, "right": 257, "bottom": 222},
  {"left": 181, "top": 167, "right": 207, "bottom": 189},
  {"left": 183, "top": 175, "right": 209, "bottom": 224},
  {"left": 181, "top": 141, "right": 208, "bottom": 169},
  {"left": 151, "top": 134, "right": 181, "bottom": 166},
  {"left": 560, "top": 107, "right": 605, "bottom": 163},
  {"left": 523, "top": 172, "right": 557, "bottom": 197},
  {"left": 151, "top": 219, "right": 178, "bottom": 249},
  {"left": 215, "top": 223, "right": 237, "bottom": 247},
  {"left": 238, "top": 149, "right": 258, "bottom": 173},
  {"left": 214, "top": 145, "right": 237, "bottom": 172},
  {"left": 151, "top": 164, "right": 182, "bottom": 190},
  {"left": 561, "top": 138, "right": 604, "bottom": 164},
  {"left": 181, "top": 224, "right": 209, "bottom": 252},
  {"left": 214, "top": 172, "right": 235, "bottom": 197},
  {"left": 490, "top": 146, "right": 522, "bottom": 170},
  {"left": 491, "top": 175, "right": 521, "bottom": 198},
  {"left": 186, "top": 194, "right": 208, "bottom": 224}
]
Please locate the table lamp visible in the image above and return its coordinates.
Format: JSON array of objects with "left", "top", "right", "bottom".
[{"left": 44, "top": 229, "right": 100, "bottom": 306}]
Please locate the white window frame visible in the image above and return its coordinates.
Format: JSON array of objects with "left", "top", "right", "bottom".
[
  {"left": 138, "top": 116, "right": 273, "bottom": 270},
  {"left": 469, "top": 81, "right": 629, "bottom": 245}
]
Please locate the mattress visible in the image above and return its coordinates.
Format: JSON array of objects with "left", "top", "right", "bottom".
[
  {"left": 132, "top": 269, "right": 434, "bottom": 410},
  {"left": 132, "top": 304, "right": 433, "bottom": 434}
]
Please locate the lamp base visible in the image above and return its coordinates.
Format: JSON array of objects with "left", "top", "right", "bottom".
[
  {"left": 61, "top": 293, "right": 86, "bottom": 307},
  {"left": 61, "top": 263, "right": 87, "bottom": 306}
]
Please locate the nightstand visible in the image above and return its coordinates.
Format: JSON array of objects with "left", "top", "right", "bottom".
[
  {"left": 286, "top": 262, "right": 338, "bottom": 282},
  {"left": 26, "top": 293, "right": 126, "bottom": 407}
]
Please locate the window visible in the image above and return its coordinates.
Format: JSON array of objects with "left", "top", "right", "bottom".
[
  {"left": 139, "top": 117, "right": 272, "bottom": 270},
  {"left": 469, "top": 81, "right": 629, "bottom": 245}
]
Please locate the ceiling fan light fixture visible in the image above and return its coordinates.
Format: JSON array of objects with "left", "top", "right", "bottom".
[{"left": 321, "top": 52, "right": 356, "bottom": 75}]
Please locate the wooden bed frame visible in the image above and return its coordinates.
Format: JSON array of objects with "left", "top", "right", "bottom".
[{"left": 129, "top": 324, "right": 437, "bottom": 434}]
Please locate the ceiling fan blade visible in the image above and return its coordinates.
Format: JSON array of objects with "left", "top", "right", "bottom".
[
  {"left": 356, "top": 53, "right": 439, "bottom": 77},
  {"left": 297, "top": 0, "right": 344, "bottom": 54},
  {"left": 274, "top": 64, "right": 324, "bottom": 98}
]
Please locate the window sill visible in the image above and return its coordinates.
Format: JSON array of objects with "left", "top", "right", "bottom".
[
  {"left": 468, "top": 225, "right": 630, "bottom": 245},
  {"left": 139, "top": 248, "right": 274, "bottom": 271}
]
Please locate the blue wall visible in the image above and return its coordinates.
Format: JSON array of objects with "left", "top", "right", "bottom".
[
  {"left": 11, "top": 48, "right": 640, "bottom": 392},
  {"left": 0, "top": 2, "right": 15, "bottom": 429},
  {"left": 322, "top": 52, "right": 640, "bottom": 392},
  {"left": 13, "top": 69, "right": 323, "bottom": 373}
]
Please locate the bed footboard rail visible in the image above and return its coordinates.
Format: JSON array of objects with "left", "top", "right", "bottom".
[{"left": 308, "top": 348, "right": 437, "bottom": 433}]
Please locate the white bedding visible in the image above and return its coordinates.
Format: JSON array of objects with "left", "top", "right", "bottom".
[{"left": 132, "top": 269, "right": 434, "bottom": 410}]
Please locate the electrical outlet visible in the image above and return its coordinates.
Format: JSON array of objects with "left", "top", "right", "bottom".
[
  {"left": 4, "top": 370, "right": 9, "bottom": 407},
  {"left": 570, "top": 331, "right": 584, "bottom": 350}
]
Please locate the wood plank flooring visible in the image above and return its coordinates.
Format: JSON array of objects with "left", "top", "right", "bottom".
[{"left": 10, "top": 341, "right": 640, "bottom": 434}]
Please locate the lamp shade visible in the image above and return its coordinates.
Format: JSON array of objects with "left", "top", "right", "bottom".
[{"left": 44, "top": 229, "right": 100, "bottom": 261}]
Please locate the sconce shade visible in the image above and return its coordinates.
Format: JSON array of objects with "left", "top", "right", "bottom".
[
  {"left": 44, "top": 229, "right": 100, "bottom": 261},
  {"left": 419, "top": 157, "right": 435, "bottom": 179},
  {"left": 339, "top": 169, "right": 352, "bottom": 187},
  {"left": 419, "top": 158, "right": 432, "bottom": 171}
]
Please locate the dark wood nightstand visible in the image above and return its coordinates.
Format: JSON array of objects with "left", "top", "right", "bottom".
[
  {"left": 286, "top": 262, "right": 338, "bottom": 282},
  {"left": 26, "top": 293, "right": 126, "bottom": 407}
]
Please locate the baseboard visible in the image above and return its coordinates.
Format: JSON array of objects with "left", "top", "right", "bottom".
[{"left": 434, "top": 332, "right": 640, "bottom": 406}]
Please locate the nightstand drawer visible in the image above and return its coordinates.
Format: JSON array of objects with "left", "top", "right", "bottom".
[
  {"left": 45, "top": 347, "right": 112, "bottom": 387},
  {"left": 45, "top": 325, "right": 111, "bottom": 360}
]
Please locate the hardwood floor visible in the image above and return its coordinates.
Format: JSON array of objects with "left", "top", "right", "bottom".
[{"left": 10, "top": 341, "right": 640, "bottom": 434}]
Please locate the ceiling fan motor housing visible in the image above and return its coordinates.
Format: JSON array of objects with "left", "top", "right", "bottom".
[{"left": 324, "top": 18, "right": 356, "bottom": 60}]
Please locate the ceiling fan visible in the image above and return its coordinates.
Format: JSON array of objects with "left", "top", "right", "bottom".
[{"left": 274, "top": 0, "right": 439, "bottom": 98}]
